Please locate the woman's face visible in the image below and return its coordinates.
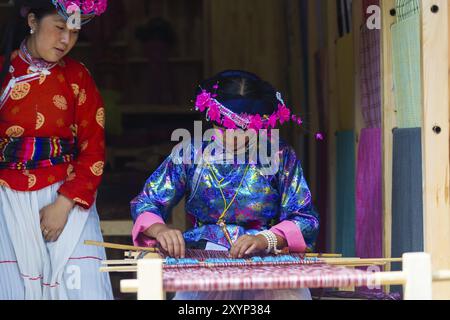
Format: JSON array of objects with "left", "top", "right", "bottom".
[
  {"left": 213, "top": 125, "right": 252, "bottom": 152},
  {"left": 28, "top": 13, "right": 79, "bottom": 62}
]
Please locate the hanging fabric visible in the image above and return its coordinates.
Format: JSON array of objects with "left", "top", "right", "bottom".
[
  {"left": 359, "top": 24, "right": 381, "bottom": 128},
  {"left": 355, "top": 128, "right": 382, "bottom": 259},
  {"left": 391, "top": 0, "right": 422, "bottom": 128},
  {"left": 335, "top": 131, "right": 356, "bottom": 257},
  {"left": 391, "top": 127, "right": 424, "bottom": 293},
  {"left": 391, "top": 127, "right": 424, "bottom": 253},
  {"left": 395, "top": 0, "right": 420, "bottom": 22}
]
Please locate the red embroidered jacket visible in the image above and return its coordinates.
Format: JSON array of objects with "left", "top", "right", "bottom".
[{"left": 0, "top": 51, "right": 105, "bottom": 209}]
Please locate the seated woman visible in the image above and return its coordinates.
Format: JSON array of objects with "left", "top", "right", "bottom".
[{"left": 130, "top": 70, "right": 319, "bottom": 300}]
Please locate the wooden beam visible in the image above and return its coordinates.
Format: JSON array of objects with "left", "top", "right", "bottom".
[
  {"left": 420, "top": 0, "right": 450, "bottom": 299},
  {"left": 326, "top": 0, "right": 339, "bottom": 253},
  {"left": 380, "top": 0, "right": 397, "bottom": 268},
  {"left": 307, "top": 0, "right": 319, "bottom": 197}
]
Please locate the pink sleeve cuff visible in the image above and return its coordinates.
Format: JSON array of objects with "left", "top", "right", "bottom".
[
  {"left": 132, "top": 212, "right": 165, "bottom": 247},
  {"left": 270, "top": 220, "right": 307, "bottom": 253}
]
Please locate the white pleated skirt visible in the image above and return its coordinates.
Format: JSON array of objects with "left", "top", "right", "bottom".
[{"left": 0, "top": 182, "right": 113, "bottom": 300}]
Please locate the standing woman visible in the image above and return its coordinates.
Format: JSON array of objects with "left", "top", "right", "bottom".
[{"left": 0, "top": 0, "right": 113, "bottom": 299}]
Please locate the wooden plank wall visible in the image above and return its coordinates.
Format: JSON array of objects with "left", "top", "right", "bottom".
[
  {"left": 420, "top": 0, "right": 450, "bottom": 299},
  {"left": 206, "top": 0, "right": 287, "bottom": 92},
  {"left": 380, "top": 0, "right": 396, "bottom": 292}
]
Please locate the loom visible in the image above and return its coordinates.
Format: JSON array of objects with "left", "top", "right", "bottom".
[
  {"left": 87, "top": 241, "right": 450, "bottom": 300},
  {"left": 121, "top": 251, "right": 450, "bottom": 300}
]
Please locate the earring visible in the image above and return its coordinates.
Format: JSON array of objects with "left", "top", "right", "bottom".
[{"left": 30, "top": 29, "right": 34, "bottom": 35}]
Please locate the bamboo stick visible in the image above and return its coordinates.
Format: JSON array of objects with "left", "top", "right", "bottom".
[
  {"left": 84, "top": 240, "right": 159, "bottom": 253},
  {"left": 322, "top": 257, "right": 402, "bottom": 264},
  {"left": 86, "top": 240, "right": 342, "bottom": 258},
  {"left": 101, "top": 266, "right": 137, "bottom": 273}
]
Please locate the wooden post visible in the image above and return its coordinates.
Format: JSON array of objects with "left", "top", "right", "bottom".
[
  {"left": 380, "top": 0, "right": 396, "bottom": 271},
  {"left": 307, "top": 0, "right": 319, "bottom": 197},
  {"left": 403, "top": 253, "right": 433, "bottom": 300},
  {"left": 325, "top": 0, "right": 339, "bottom": 253},
  {"left": 137, "top": 255, "right": 164, "bottom": 300},
  {"left": 420, "top": 0, "right": 450, "bottom": 300}
]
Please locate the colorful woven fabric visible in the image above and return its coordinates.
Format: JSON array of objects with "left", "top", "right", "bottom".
[
  {"left": 356, "top": 128, "right": 382, "bottom": 259},
  {"left": 391, "top": 128, "right": 423, "bottom": 293},
  {"left": 391, "top": 129, "right": 424, "bottom": 254},
  {"left": 391, "top": 10, "right": 422, "bottom": 128},
  {"left": 0, "top": 137, "right": 76, "bottom": 170},
  {"left": 395, "top": 0, "right": 420, "bottom": 22},
  {"left": 163, "top": 263, "right": 376, "bottom": 292},
  {"left": 359, "top": 25, "right": 381, "bottom": 128},
  {"left": 336, "top": 131, "right": 356, "bottom": 257},
  {"left": 160, "top": 249, "right": 321, "bottom": 269}
]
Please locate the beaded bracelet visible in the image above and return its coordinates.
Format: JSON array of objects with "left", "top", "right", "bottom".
[{"left": 257, "top": 230, "right": 282, "bottom": 254}]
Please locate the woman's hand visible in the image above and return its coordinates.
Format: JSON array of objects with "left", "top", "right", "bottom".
[
  {"left": 39, "top": 195, "right": 74, "bottom": 242},
  {"left": 230, "top": 234, "right": 268, "bottom": 258},
  {"left": 145, "top": 224, "right": 185, "bottom": 258}
]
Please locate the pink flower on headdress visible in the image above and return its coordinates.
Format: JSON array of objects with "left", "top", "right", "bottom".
[
  {"left": 267, "top": 114, "right": 278, "bottom": 129},
  {"left": 207, "top": 102, "right": 222, "bottom": 123},
  {"left": 222, "top": 117, "right": 237, "bottom": 129},
  {"left": 82, "top": 0, "right": 96, "bottom": 13},
  {"left": 195, "top": 90, "right": 212, "bottom": 112},
  {"left": 249, "top": 114, "right": 263, "bottom": 131},
  {"left": 315, "top": 132, "right": 324, "bottom": 141},
  {"left": 277, "top": 104, "right": 291, "bottom": 124},
  {"left": 95, "top": 0, "right": 108, "bottom": 15}
]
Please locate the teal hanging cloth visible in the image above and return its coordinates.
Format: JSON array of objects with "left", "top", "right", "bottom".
[{"left": 336, "top": 131, "right": 356, "bottom": 257}]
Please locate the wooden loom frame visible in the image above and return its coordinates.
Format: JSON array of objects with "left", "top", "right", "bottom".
[{"left": 118, "top": 252, "right": 450, "bottom": 300}]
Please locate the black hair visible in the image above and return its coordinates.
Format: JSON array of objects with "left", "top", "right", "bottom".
[
  {"left": 197, "top": 70, "right": 280, "bottom": 116},
  {"left": 0, "top": 0, "right": 56, "bottom": 87}
]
